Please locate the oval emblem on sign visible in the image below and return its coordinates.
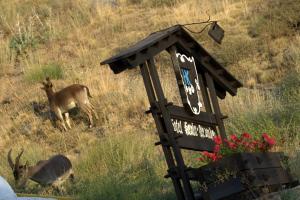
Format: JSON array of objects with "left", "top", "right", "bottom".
[{"left": 175, "top": 52, "right": 203, "bottom": 115}]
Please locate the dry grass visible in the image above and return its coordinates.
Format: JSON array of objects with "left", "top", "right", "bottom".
[{"left": 0, "top": 0, "right": 299, "bottom": 198}]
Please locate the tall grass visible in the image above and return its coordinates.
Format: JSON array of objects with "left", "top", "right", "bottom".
[{"left": 72, "top": 132, "right": 175, "bottom": 200}]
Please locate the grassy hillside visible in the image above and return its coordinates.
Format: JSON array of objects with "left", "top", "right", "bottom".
[{"left": 0, "top": 0, "right": 299, "bottom": 199}]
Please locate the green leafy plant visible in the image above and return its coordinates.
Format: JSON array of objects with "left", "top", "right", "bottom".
[{"left": 9, "top": 33, "right": 37, "bottom": 55}]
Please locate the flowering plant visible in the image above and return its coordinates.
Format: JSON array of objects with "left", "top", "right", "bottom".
[{"left": 198, "top": 132, "right": 276, "bottom": 163}]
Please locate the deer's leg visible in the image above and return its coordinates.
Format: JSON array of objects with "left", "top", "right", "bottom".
[
  {"left": 91, "top": 105, "right": 98, "bottom": 120},
  {"left": 87, "top": 102, "right": 98, "bottom": 120},
  {"left": 64, "top": 112, "right": 71, "bottom": 129},
  {"left": 54, "top": 108, "right": 67, "bottom": 131},
  {"left": 79, "top": 104, "right": 93, "bottom": 128}
]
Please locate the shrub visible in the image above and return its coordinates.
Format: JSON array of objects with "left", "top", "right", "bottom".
[{"left": 9, "top": 33, "right": 37, "bottom": 55}]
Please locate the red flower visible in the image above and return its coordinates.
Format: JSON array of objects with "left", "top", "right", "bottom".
[
  {"left": 242, "top": 132, "right": 251, "bottom": 139},
  {"left": 197, "top": 132, "right": 277, "bottom": 164},
  {"left": 213, "top": 136, "right": 222, "bottom": 145},
  {"left": 265, "top": 137, "right": 276, "bottom": 146},
  {"left": 214, "top": 145, "right": 220, "bottom": 153},
  {"left": 262, "top": 133, "right": 276, "bottom": 146},
  {"left": 230, "top": 134, "right": 238, "bottom": 141},
  {"left": 227, "top": 141, "right": 237, "bottom": 149}
]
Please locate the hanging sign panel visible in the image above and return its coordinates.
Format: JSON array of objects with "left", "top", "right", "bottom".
[{"left": 174, "top": 52, "right": 203, "bottom": 115}]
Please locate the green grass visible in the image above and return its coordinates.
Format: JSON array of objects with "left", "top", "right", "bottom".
[
  {"left": 25, "top": 63, "right": 64, "bottom": 83},
  {"left": 72, "top": 132, "right": 175, "bottom": 200}
]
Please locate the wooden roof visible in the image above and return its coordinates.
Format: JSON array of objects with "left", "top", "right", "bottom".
[{"left": 101, "top": 25, "right": 242, "bottom": 98}]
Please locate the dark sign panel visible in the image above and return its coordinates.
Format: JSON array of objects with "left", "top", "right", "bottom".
[{"left": 167, "top": 105, "right": 217, "bottom": 151}]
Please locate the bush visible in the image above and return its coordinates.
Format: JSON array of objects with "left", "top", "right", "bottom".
[
  {"left": 9, "top": 33, "right": 37, "bottom": 55},
  {"left": 25, "top": 63, "right": 64, "bottom": 83}
]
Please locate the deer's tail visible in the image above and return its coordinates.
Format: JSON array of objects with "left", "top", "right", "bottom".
[{"left": 85, "top": 86, "right": 93, "bottom": 98}]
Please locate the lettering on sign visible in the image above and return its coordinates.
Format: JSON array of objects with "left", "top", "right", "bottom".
[{"left": 171, "top": 119, "right": 216, "bottom": 139}]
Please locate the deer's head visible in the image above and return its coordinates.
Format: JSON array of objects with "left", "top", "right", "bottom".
[
  {"left": 7, "top": 149, "right": 29, "bottom": 188},
  {"left": 41, "top": 77, "right": 53, "bottom": 91}
]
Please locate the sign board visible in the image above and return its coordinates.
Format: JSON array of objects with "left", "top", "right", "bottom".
[{"left": 169, "top": 51, "right": 217, "bottom": 151}]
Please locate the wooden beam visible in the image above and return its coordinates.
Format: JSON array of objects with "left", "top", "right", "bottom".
[
  {"left": 127, "top": 35, "right": 178, "bottom": 68},
  {"left": 198, "top": 73, "right": 213, "bottom": 114},
  {"left": 205, "top": 72, "right": 227, "bottom": 140},
  {"left": 139, "top": 62, "right": 185, "bottom": 200},
  {"left": 146, "top": 57, "right": 195, "bottom": 200}
]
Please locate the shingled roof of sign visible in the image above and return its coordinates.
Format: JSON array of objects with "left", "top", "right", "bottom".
[{"left": 101, "top": 25, "right": 243, "bottom": 98}]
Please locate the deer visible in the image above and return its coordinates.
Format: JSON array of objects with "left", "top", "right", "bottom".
[
  {"left": 7, "top": 149, "right": 74, "bottom": 191},
  {"left": 41, "top": 77, "right": 98, "bottom": 131}
]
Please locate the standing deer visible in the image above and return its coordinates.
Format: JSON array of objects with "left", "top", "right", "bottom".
[
  {"left": 41, "top": 77, "right": 98, "bottom": 130},
  {"left": 7, "top": 149, "right": 73, "bottom": 190}
]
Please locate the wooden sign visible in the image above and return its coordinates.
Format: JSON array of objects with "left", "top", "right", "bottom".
[{"left": 101, "top": 25, "right": 243, "bottom": 200}]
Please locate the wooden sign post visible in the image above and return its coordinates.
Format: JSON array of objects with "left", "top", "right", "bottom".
[{"left": 101, "top": 25, "right": 244, "bottom": 199}]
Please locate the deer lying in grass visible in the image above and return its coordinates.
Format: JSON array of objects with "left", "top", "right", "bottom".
[
  {"left": 41, "top": 77, "right": 98, "bottom": 130},
  {"left": 8, "top": 149, "right": 73, "bottom": 190}
]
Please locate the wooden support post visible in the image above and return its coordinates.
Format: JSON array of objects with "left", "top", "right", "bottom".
[
  {"left": 205, "top": 72, "right": 227, "bottom": 140},
  {"left": 146, "top": 58, "right": 195, "bottom": 200},
  {"left": 139, "top": 62, "right": 185, "bottom": 200},
  {"left": 198, "top": 73, "right": 213, "bottom": 114}
]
